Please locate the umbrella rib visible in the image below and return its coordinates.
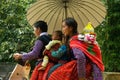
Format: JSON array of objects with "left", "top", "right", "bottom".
[
  {"left": 36, "top": 0, "right": 61, "bottom": 23},
  {"left": 73, "top": 0, "right": 106, "bottom": 24},
  {"left": 67, "top": 7, "right": 74, "bottom": 17},
  {"left": 61, "top": 6, "right": 66, "bottom": 30},
  {"left": 46, "top": 5, "right": 64, "bottom": 33},
  {"left": 27, "top": 0, "right": 60, "bottom": 15},
  {"left": 52, "top": 7, "right": 64, "bottom": 33},
  {"left": 75, "top": 1, "right": 100, "bottom": 24},
  {"left": 92, "top": 0, "right": 106, "bottom": 13},
  {"left": 46, "top": 6, "right": 62, "bottom": 26},
  {"left": 68, "top": 5, "right": 85, "bottom": 28},
  {"left": 70, "top": 1, "right": 90, "bottom": 21},
  {"left": 54, "top": 9, "right": 63, "bottom": 27},
  {"left": 27, "top": 0, "right": 43, "bottom": 16},
  {"left": 43, "top": 0, "right": 62, "bottom": 20},
  {"left": 76, "top": 0, "right": 106, "bottom": 17},
  {"left": 70, "top": 1, "right": 90, "bottom": 24},
  {"left": 52, "top": 0, "right": 65, "bottom": 32},
  {"left": 85, "top": 0, "right": 106, "bottom": 18},
  {"left": 27, "top": 1, "right": 49, "bottom": 18},
  {"left": 37, "top": 1, "right": 63, "bottom": 33},
  {"left": 28, "top": 1, "right": 59, "bottom": 24},
  {"left": 27, "top": 1, "right": 52, "bottom": 23}
]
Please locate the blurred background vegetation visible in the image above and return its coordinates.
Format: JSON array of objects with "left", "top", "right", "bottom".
[
  {"left": 0, "top": 0, "right": 36, "bottom": 62},
  {"left": 0, "top": 0, "right": 120, "bottom": 72}
]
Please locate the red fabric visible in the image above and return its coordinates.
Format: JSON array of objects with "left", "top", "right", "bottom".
[
  {"left": 31, "top": 35, "right": 104, "bottom": 80},
  {"left": 48, "top": 60, "right": 93, "bottom": 80},
  {"left": 44, "top": 43, "right": 61, "bottom": 63},
  {"left": 70, "top": 35, "right": 104, "bottom": 71},
  {"left": 30, "top": 43, "right": 61, "bottom": 80},
  {"left": 48, "top": 60, "right": 79, "bottom": 80},
  {"left": 85, "top": 59, "right": 93, "bottom": 79},
  {"left": 30, "top": 62, "right": 54, "bottom": 80},
  {"left": 48, "top": 35, "right": 104, "bottom": 80}
]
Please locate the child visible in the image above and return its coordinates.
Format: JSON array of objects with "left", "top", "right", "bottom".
[{"left": 38, "top": 30, "right": 63, "bottom": 70}]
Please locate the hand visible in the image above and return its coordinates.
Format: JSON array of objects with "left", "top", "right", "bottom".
[
  {"left": 13, "top": 53, "right": 22, "bottom": 60},
  {"left": 38, "top": 66, "right": 46, "bottom": 70}
]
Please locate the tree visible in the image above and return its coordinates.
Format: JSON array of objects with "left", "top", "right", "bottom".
[
  {"left": 0, "top": 0, "right": 36, "bottom": 62},
  {"left": 96, "top": 0, "right": 120, "bottom": 71}
]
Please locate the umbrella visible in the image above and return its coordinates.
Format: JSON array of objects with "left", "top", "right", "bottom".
[{"left": 26, "top": 0, "right": 106, "bottom": 34}]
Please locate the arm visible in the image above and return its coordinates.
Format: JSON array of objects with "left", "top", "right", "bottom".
[
  {"left": 22, "top": 40, "right": 43, "bottom": 62},
  {"left": 72, "top": 48, "right": 86, "bottom": 78},
  {"left": 45, "top": 41, "right": 54, "bottom": 50},
  {"left": 46, "top": 40, "right": 62, "bottom": 50},
  {"left": 51, "top": 45, "right": 67, "bottom": 59},
  {"left": 41, "top": 55, "right": 49, "bottom": 67},
  {"left": 38, "top": 55, "right": 49, "bottom": 70}
]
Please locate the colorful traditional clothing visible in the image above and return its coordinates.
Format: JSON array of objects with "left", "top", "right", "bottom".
[
  {"left": 38, "top": 40, "right": 62, "bottom": 70},
  {"left": 30, "top": 62, "right": 54, "bottom": 80},
  {"left": 43, "top": 40, "right": 62, "bottom": 63},
  {"left": 30, "top": 42, "right": 68, "bottom": 80},
  {"left": 21, "top": 33, "right": 51, "bottom": 62},
  {"left": 70, "top": 35, "right": 104, "bottom": 79},
  {"left": 70, "top": 35, "right": 104, "bottom": 72},
  {"left": 48, "top": 35, "right": 104, "bottom": 80}
]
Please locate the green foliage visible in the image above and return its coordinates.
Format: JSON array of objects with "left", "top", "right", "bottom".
[
  {"left": 96, "top": 0, "right": 120, "bottom": 72},
  {"left": 107, "top": 0, "right": 120, "bottom": 25},
  {"left": 0, "top": 0, "right": 36, "bottom": 62}
]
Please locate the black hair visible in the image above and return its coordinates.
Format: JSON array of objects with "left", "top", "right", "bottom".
[
  {"left": 33, "top": 20, "right": 48, "bottom": 32},
  {"left": 62, "top": 18, "right": 78, "bottom": 59},
  {"left": 54, "top": 30, "right": 63, "bottom": 41},
  {"left": 63, "top": 17, "right": 78, "bottom": 34},
  {"left": 62, "top": 17, "right": 78, "bottom": 45}
]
